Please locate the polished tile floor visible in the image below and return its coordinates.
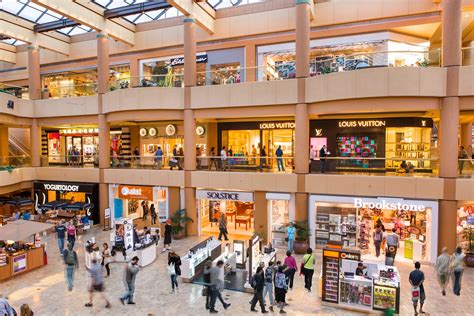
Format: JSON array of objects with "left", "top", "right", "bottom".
[{"left": 2, "top": 227, "right": 474, "bottom": 316}]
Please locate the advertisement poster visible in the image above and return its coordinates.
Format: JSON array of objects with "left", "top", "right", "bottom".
[
  {"left": 158, "top": 202, "right": 167, "bottom": 223},
  {"left": 13, "top": 254, "right": 27, "bottom": 274}
]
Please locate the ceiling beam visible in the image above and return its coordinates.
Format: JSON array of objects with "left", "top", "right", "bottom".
[
  {"left": 32, "top": 0, "right": 135, "bottom": 45},
  {"left": 104, "top": 0, "right": 171, "bottom": 19},
  {"left": 34, "top": 18, "right": 79, "bottom": 33},
  {"left": 0, "top": 13, "right": 70, "bottom": 55},
  {"left": 0, "top": 49, "right": 16, "bottom": 64},
  {"left": 167, "top": 0, "right": 215, "bottom": 34},
  {"left": 73, "top": 0, "right": 136, "bottom": 32}
]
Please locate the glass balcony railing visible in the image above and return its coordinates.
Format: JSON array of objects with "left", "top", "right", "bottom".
[
  {"left": 0, "top": 156, "right": 31, "bottom": 168},
  {"left": 40, "top": 155, "right": 98, "bottom": 168},
  {"left": 0, "top": 83, "right": 29, "bottom": 99},
  {"left": 110, "top": 155, "right": 184, "bottom": 169},
  {"left": 309, "top": 49, "right": 441, "bottom": 76},
  {"left": 46, "top": 83, "right": 98, "bottom": 99},
  {"left": 197, "top": 156, "right": 294, "bottom": 173},
  {"left": 309, "top": 157, "right": 439, "bottom": 177},
  {"left": 462, "top": 46, "right": 474, "bottom": 66},
  {"left": 109, "top": 74, "right": 185, "bottom": 90},
  {"left": 459, "top": 158, "right": 474, "bottom": 177}
]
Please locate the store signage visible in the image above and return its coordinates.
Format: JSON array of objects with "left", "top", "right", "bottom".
[
  {"left": 149, "top": 128, "right": 157, "bottom": 137},
  {"left": 118, "top": 185, "right": 153, "bottom": 200},
  {"left": 354, "top": 198, "right": 426, "bottom": 212},
  {"left": 196, "top": 125, "right": 206, "bottom": 136},
  {"left": 340, "top": 251, "right": 360, "bottom": 261},
  {"left": 259, "top": 122, "right": 295, "bottom": 130},
  {"left": 314, "top": 129, "right": 323, "bottom": 136},
  {"left": 13, "top": 254, "right": 27, "bottom": 274},
  {"left": 196, "top": 190, "right": 254, "bottom": 202},
  {"left": 165, "top": 124, "right": 177, "bottom": 136},
  {"left": 170, "top": 54, "right": 208, "bottom": 66},
  {"left": 339, "top": 120, "right": 386, "bottom": 128},
  {"left": 43, "top": 183, "right": 79, "bottom": 192},
  {"left": 104, "top": 208, "right": 111, "bottom": 219},
  {"left": 139, "top": 128, "right": 147, "bottom": 137}
]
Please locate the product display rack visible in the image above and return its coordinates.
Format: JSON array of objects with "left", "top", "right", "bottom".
[
  {"left": 385, "top": 142, "right": 431, "bottom": 169},
  {"left": 372, "top": 284, "right": 399, "bottom": 313},
  {"left": 339, "top": 279, "right": 373, "bottom": 311},
  {"left": 316, "top": 213, "right": 357, "bottom": 249},
  {"left": 323, "top": 257, "right": 339, "bottom": 302}
]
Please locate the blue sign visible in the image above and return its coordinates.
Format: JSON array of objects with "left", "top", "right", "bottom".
[{"left": 114, "top": 198, "right": 123, "bottom": 219}]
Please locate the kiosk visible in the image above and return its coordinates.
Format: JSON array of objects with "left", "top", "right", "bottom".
[{"left": 181, "top": 237, "right": 222, "bottom": 282}]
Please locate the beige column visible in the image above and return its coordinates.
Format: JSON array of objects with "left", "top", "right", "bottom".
[
  {"left": 295, "top": 104, "right": 309, "bottom": 174},
  {"left": 27, "top": 46, "right": 41, "bottom": 100},
  {"left": 295, "top": 193, "right": 308, "bottom": 222},
  {"left": 184, "top": 17, "right": 197, "bottom": 87},
  {"left": 295, "top": 0, "right": 311, "bottom": 78},
  {"left": 97, "top": 33, "right": 110, "bottom": 94},
  {"left": 245, "top": 44, "right": 256, "bottom": 82},
  {"left": 129, "top": 57, "right": 139, "bottom": 88},
  {"left": 30, "top": 119, "right": 41, "bottom": 167},
  {"left": 98, "top": 114, "right": 110, "bottom": 169},
  {"left": 254, "top": 191, "right": 268, "bottom": 242},
  {"left": 183, "top": 17, "right": 198, "bottom": 235},
  {"left": 438, "top": 0, "right": 462, "bottom": 254},
  {"left": 461, "top": 122, "right": 473, "bottom": 155}
]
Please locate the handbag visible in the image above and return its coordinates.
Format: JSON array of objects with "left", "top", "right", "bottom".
[
  {"left": 167, "top": 263, "right": 176, "bottom": 276},
  {"left": 411, "top": 286, "right": 420, "bottom": 301},
  {"left": 285, "top": 237, "right": 289, "bottom": 242},
  {"left": 201, "top": 287, "right": 208, "bottom": 297}
]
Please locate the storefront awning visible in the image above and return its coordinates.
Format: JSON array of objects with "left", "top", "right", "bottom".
[{"left": 0, "top": 220, "right": 53, "bottom": 241}]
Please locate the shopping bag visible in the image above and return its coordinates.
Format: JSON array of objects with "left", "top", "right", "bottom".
[{"left": 411, "top": 286, "right": 420, "bottom": 301}]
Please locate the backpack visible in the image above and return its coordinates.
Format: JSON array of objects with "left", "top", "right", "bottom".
[
  {"left": 250, "top": 275, "right": 257, "bottom": 289},
  {"left": 64, "top": 249, "right": 76, "bottom": 265}
]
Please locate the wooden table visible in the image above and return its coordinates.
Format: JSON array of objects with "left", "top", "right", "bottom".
[
  {"left": 235, "top": 215, "right": 251, "bottom": 230},
  {"left": 225, "top": 210, "right": 236, "bottom": 222}
]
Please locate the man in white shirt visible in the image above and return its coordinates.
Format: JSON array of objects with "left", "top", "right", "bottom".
[{"left": 220, "top": 147, "right": 228, "bottom": 171}]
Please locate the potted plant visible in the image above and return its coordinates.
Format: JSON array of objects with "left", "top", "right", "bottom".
[
  {"left": 170, "top": 209, "right": 194, "bottom": 240},
  {"left": 293, "top": 220, "right": 310, "bottom": 254},
  {"left": 462, "top": 226, "right": 474, "bottom": 267}
]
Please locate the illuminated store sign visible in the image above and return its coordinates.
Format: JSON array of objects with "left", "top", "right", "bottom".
[
  {"left": 44, "top": 183, "right": 79, "bottom": 192},
  {"left": 196, "top": 189, "right": 254, "bottom": 202},
  {"left": 170, "top": 54, "right": 208, "bottom": 66},
  {"left": 354, "top": 198, "right": 426, "bottom": 212},
  {"left": 259, "top": 122, "right": 296, "bottom": 129},
  {"left": 338, "top": 120, "right": 386, "bottom": 128}
]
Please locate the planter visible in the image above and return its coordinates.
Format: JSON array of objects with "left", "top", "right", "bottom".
[
  {"left": 464, "top": 252, "right": 474, "bottom": 267},
  {"left": 172, "top": 229, "right": 185, "bottom": 240},
  {"left": 294, "top": 240, "right": 308, "bottom": 254}
]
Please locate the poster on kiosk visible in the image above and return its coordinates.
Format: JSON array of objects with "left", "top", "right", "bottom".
[{"left": 114, "top": 218, "right": 134, "bottom": 252}]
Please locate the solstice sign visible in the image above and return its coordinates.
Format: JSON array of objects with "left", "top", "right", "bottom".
[{"left": 196, "top": 190, "right": 254, "bottom": 202}]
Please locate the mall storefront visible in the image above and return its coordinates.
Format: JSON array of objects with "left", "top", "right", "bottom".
[
  {"left": 109, "top": 184, "right": 170, "bottom": 224},
  {"left": 196, "top": 189, "right": 294, "bottom": 244},
  {"left": 33, "top": 181, "right": 100, "bottom": 224},
  {"left": 218, "top": 120, "right": 295, "bottom": 170},
  {"left": 309, "top": 117, "right": 434, "bottom": 173},
  {"left": 309, "top": 195, "right": 438, "bottom": 263},
  {"left": 457, "top": 202, "right": 474, "bottom": 251}
]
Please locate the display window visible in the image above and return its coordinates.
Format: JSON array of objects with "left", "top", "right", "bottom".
[
  {"left": 310, "top": 195, "right": 439, "bottom": 263},
  {"left": 196, "top": 190, "right": 255, "bottom": 239},
  {"left": 42, "top": 68, "right": 98, "bottom": 98},
  {"left": 385, "top": 127, "right": 431, "bottom": 170},
  {"left": 46, "top": 128, "right": 99, "bottom": 166},
  {"left": 109, "top": 64, "right": 131, "bottom": 89},
  {"left": 457, "top": 203, "right": 474, "bottom": 250},
  {"left": 218, "top": 121, "right": 295, "bottom": 170},
  {"left": 267, "top": 193, "right": 293, "bottom": 247},
  {"left": 208, "top": 62, "right": 241, "bottom": 85},
  {"left": 139, "top": 123, "right": 185, "bottom": 165}
]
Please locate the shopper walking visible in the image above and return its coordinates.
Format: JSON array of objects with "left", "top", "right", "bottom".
[
  {"left": 459, "top": 145, "right": 469, "bottom": 174},
  {"left": 451, "top": 246, "right": 466, "bottom": 296},
  {"left": 0, "top": 294, "right": 15, "bottom": 316},
  {"left": 20, "top": 304, "right": 33, "bottom": 316},
  {"left": 435, "top": 247, "right": 450, "bottom": 296},
  {"left": 283, "top": 251, "right": 297, "bottom": 290},
  {"left": 162, "top": 219, "right": 172, "bottom": 253},
  {"left": 409, "top": 261, "right": 425, "bottom": 316},
  {"left": 196, "top": 146, "right": 202, "bottom": 169},
  {"left": 373, "top": 225, "right": 384, "bottom": 257},
  {"left": 63, "top": 243, "right": 79, "bottom": 291},
  {"left": 262, "top": 262, "right": 275, "bottom": 312},
  {"left": 275, "top": 145, "right": 285, "bottom": 172},
  {"left": 203, "top": 261, "right": 213, "bottom": 310},
  {"left": 120, "top": 256, "right": 140, "bottom": 305},
  {"left": 168, "top": 251, "right": 182, "bottom": 293},
  {"left": 286, "top": 222, "right": 296, "bottom": 253},
  {"left": 66, "top": 222, "right": 76, "bottom": 249},
  {"left": 302, "top": 248, "right": 315, "bottom": 292},
  {"left": 209, "top": 147, "right": 218, "bottom": 170},
  {"left": 209, "top": 260, "right": 231, "bottom": 313},
  {"left": 218, "top": 212, "right": 229, "bottom": 241},
  {"left": 55, "top": 220, "right": 67, "bottom": 255},
  {"left": 259, "top": 146, "right": 268, "bottom": 171},
  {"left": 133, "top": 146, "right": 140, "bottom": 168},
  {"left": 142, "top": 201, "right": 149, "bottom": 221},
  {"left": 385, "top": 228, "right": 399, "bottom": 264},
  {"left": 150, "top": 203, "right": 157, "bottom": 225},
  {"left": 220, "top": 146, "right": 228, "bottom": 171},
  {"left": 102, "top": 243, "right": 112, "bottom": 277},
  {"left": 250, "top": 266, "right": 268, "bottom": 313},
  {"left": 319, "top": 145, "right": 328, "bottom": 173},
  {"left": 274, "top": 265, "right": 288, "bottom": 314},
  {"left": 85, "top": 259, "right": 111, "bottom": 308},
  {"left": 153, "top": 146, "right": 163, "bottom": 169}
]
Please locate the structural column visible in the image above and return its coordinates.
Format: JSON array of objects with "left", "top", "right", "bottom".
[
  {"left": 27, "top": 46, "right": 41, "bottom": 100},
  {"left": 183, "top": 17, "right": 198, "bottom": 235},
  {"left": 97, "top": 33, "right": 110, "bottom": 225},
  {"left": 30, "top": 119, "right": 41, "bottom": 167},
  {"left": 439, "top": 0, "right": 462, "bottom": 254},
  {"left": 294, "top": 0, "right": 311, "bottom": 223}
]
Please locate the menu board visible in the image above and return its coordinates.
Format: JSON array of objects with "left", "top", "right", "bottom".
[
  {"left": 323, "top": 257, "right": 339, "bottom": 302},
  {"left": 373, "top": 285, "right": 397, "bottom": 310},
  {"left": 13, "top": 254, "right": 27, "bottom": 274}
]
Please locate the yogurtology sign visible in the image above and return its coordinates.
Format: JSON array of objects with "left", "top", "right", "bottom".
[{"left": 354, "top": 198, "right": 426, "bottom": 212}]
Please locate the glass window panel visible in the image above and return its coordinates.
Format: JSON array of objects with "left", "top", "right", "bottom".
[
  {"left": 57, "top": 27, "right": 73, "bottom": 35},
  {"left": 68, "top": 27, "right": 89, "bottom": 36},
  {"left": 2, "top": 2, "right": 25, "bottom": 15},
  {"left": 36, "top": 13, "right": 58, "bottom": 24},
  {"left": 123, "top": 13, "right": 140, "bottom": 23},
  {"left": 134, "top": 14, "right": 153, "bottom": 24},
  {"left": 18, "top": 6, "right": 43, "bottom": 22}
]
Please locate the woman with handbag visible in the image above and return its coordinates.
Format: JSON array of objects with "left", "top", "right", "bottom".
[
  {"left": 409, "top": 261, "right": 425, "bottom": 316},
  {"left": 168, "top": 251, "right": 182, "bottom": 293},
  {"left": 301, "top": 248, "right": 315, "bottom": 292}
]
